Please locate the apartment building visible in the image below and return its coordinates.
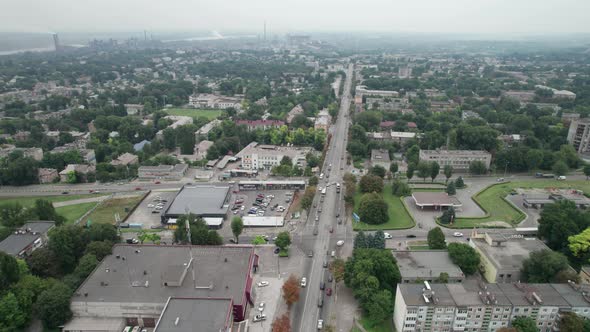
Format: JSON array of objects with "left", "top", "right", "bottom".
[
  {"left": 394, "top": 280, "right": 590, "bottom": 332},
  {"left": 419, "top": 150, "right": 492, "bottom": 171},
  {"left": 567, "top": 118, "right": 590, "bottom": 155}
]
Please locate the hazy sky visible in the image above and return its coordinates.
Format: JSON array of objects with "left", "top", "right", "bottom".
[{"left": 1, "top": 0, "right": 589, "bottom": 35}]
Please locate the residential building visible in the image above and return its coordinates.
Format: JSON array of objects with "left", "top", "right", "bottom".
[
  {"left": 567, "top": 118, "right": 590, "bottom": 155},
  {"left": 195, "top": 140, "right": 214, "bottom": 160},
  {"left": 0, "top": 221, "right": 55, "bottom": 257},
  {"left": 234, "top": 119, "right": 285, "bottom": 131},
  {"left": 394, "top": 280, "right": 590, "bottom": 332},
  {"left": 37, "top": 168, "right": 58, "bottom": 183},
  {"left": 561, "top": 112, "right": 580, "bottom": 125},
  {"left": 0, "top": 146, "right": 43, "bottom": 161},
  {"left": 124, "top": 104, "right": 144, "bottom": 115},
  {"left": 50, "top": 146, "right": 96, "bottom": 164},
  {"left": 110, "top": 152, "right": 139, "bottom": 166},
  {"left": 430, "top": 100, "right": 456, "bottom": 113},
  {"left": 188, "top": 93, "right": 242, "bottom": 110},
  {"left": 462, "top": 110, "right": 483, "bottom": 121},
  {"left": 138, "top": 164, "right": 188, "bottom": 181},
  {"left": 195, "top": 119, "right": 221, "bottom": 137},
  {"left": 470, "top": 230, "right": 550, "bottom": 283},
  {"left": 235, "top": 142, "right": 311, "bottom": 170},
  {"left": 13, "top": 131, "right": 30, "bottom": 142},
  {"left": 393, "top": 250, "right": 465, "bottom": 283},
  {"left": 419, "top": 150, "right": 492, "bottom": 171},
  {"left": 379, "top": 121, "right": 417, "bottom": 130},
  {"left": 367, "top": 131, "right": 417, "bottom": 144},
  {"left": 535, "top": 85, "right": 576, "bottom": 100},
  {"left": 366, "top": 97, "right": 409, "bottom": 112},
  {"left": 502, "top": 90, "right": 536, "bottom": 103},
  {"left": 498, "top": 134, "right": 523, "bottom": 147},
  {"left": 286, "top": 104, "right": 304, "bottom": 124},
  {"left": 59, "top": 164, "right": 96, "bottom": 183},
  {"left": 370, "top": 149, "right": 391, "bottom": 169},
  {"left": 64, "top": 245, "right": 258, "bottom": 331},
  {"left": 134, "top": 139, "right": 151, "bottom": 152},
  {"left": 355, "top": 85, "right": 399, "bottom": 98},
  {"left": 314, "top": 109, "right": 332, "bottom": 132}
]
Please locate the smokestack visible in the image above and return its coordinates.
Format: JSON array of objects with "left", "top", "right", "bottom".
[{"left": 52, "top": 33, "right": 60, "bottom": 52}]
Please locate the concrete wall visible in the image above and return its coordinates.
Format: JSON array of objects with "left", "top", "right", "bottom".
[
  {"left": 393, "top": 285, "right": 407, "bottom": 332},
  {"left": 71, "top": 300, "right": 164, "bottom": 321}
]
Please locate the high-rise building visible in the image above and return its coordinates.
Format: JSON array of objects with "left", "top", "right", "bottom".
[
  {"left": 52, "top": 33, "right": 60, "bottom": 52},
  {"left": 567, "top": 118, "right": 590, "bottom": 154}
]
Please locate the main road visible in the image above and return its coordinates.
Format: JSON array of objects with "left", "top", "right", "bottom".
[{"left": 292, "top": 63, "right": 354, "bottom": 332}]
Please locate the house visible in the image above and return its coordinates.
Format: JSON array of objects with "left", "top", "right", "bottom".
[
  {"left": 38, "top": 168, "right": 59, "bottom": 183},
  {"left": 0, "top": 221, "right": 55, "bottom": 257},
  {"left": 13, "top": 131, "right": 30, "bottom": 142},
  {"left": 124, "top": 104, "right": 144, "bottom": 115},
  {"left": 133, "top": 140, "right": 150, "bottom": 152},
  {"left": 59, "top": 164, "right": 96, "bottom": 183},
  {"left": 110, "top": 153, "right": 139, "bottom": 166}
]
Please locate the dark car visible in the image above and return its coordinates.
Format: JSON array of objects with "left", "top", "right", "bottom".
[
  {"left": 229, "top": 238, "right": 237, "bottom": 244},
  {"left": 323, "top": 260, "right": 328, "bottom": 268},
  {"left": 61, "top": 191, "right": 69, "bottom": 194},
  {"left": 274, "top": 247, "right": 280, "bottom": 254},
  {"left": 320, "top": 282, "right": 325, "bottom": 290},
  {"left": 406, "top": 234, "right": 417, "bottom": 238},
  {"left": 326, "top": 288, "right": 332, "bottom": 296}
]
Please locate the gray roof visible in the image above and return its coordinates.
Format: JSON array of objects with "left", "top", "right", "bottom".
[
  {"left": 165, "top": 185, "right": 230, "bottom": 217},
  {"left": 155, "top": 298, "right": 232, "bottom": 332},
  {"left": 0, "top": 221, "right": 54, "bottom": 256},
  {"left": 393, "top": 250, "right": 464, "bottom": 280},
  {"left": 73, "top": 245, "right": 255, "bottom": 306},
  {"left": 471, "top": 237, "right": 549, "bottom": 270},
  {"left": 133, "top": 140, "right": 150, "bottom": 151}
]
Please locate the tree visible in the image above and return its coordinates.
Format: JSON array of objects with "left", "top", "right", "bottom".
[
  {"left": 48, "top": 224, "right": 87, "bottom": 273},
  {"left": 275, "top": 231, "right": 291, "bottom": 251},
  {"left": 271, "top": 313, "right": 291, "bottom": 332},
  {"left": 300, "top": 186, "right": 316, "bottom": 211},
  {"left": 251, "top": 235, "right": 267, "bottom": 245},
  {"left": 416, "top": 161, "right": 430, "bottom": 182},
  {"left": 521, "top": 249, "right": 569, "bottom": 283},
  {"left": 84, "top": 241, "right": 113, "bottom": 261},
  {"left": 584, "top": 164, "right": 590, "bottom": 180},
  {"left": 0, "top": 292, "right": 28, "bottom": 330},
  {"left": 280, "top": 155, "right": 293, "bottom": 166},
  {"left": 391, "top": 180, "right": 411, "bottom": 196},
  {"left": 27, "top": 247, "right": 62, "bottom": 278},
  {"left": 36, "top": 282, "right": 73, "bottom": 328},
  {"left": 0, "top": 252, "right": 19, "bottom": 291},
  {"left": 389, "top": 162, "right": 398, "bottom": 174},
  {"left": 282, "top": 274, "right": 300, "bottom": 307},
  {"left": 354, "top": 231, "right": 368, "bottom": 249},
  {"left": 87, "top": 223, "right": 118, "bottom": 243},
  {"left": 443, "top": 165, "right": 453, "bottom": 183},
  {"left": 231, "top": 217, "right": 244, "bottom": 243},
  {"left": 436, "top": 272, "right": 449, "bottom": 283},
  {"left": 137, "top": 231, "right": 161, "bottom": 244},
  {"left": 511, "top": 316, "right": 537, "bottom": 332},
  {"left": 329, "top": 258, "right": 346, "bottom": 282},
  {"left": 74, "top": 254, "right": 98, "bottom": 280},
  {"left": 364, "top": 289, "right": 394, "bottom": 323},
  {"left": 0, "top": 202, "right": 29, "bottom": 227},
  {"left": 447, "top": 243, "right": 480, "bottom": 275},
  {"left": 358, "top": 193, "right": 388, "bottom": 225},
  {"left": 469, "top": 160, "right": 487, "bottom": 175},
  {"left": 430, "top": 161, "right": 440, "bottom": 182},
  {"left": 427, "top": 227, "right": 447, "bottom": 249},
  {"left": 369, "top": 165, "right": 386, "bottom": 178},
  {"left": 32, "top": 199, "right": 66, "bottom": 225},
  {"left": 373, "top": 230, "right": 386, "bottom": 249},
  {"left": 440, "top": 207, "right": 456, "bottom": 224},
  {"left": 446, "top": 181, "right": 456, "bottom": 195},
  {"left": 539, "top": 200, "right": 590, "bottom": 252},
  {"left": 455, "top": 176, "right": 465, "bottom": 188},
  {"left": 308, "top": 176, "right": 319, "bottom": 186},
  {"left": 553, "top": 160, "right": 569, "bottom": 176},
  {"left": 560, "top": 312, "right": 585, "bottom": 332},
  {"left": 359, "top": 174, "right": 384, "bottom": 193}
]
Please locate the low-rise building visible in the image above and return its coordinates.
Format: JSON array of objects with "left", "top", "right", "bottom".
[
  {"left": 59, "top": 164, "right": 96, "bottom": 183},
  {"left": 370, "top": 149, "right": 391, "bottom": 169},
  {"left": 502, "top": 90, "right": 537, "bottom": 103},
  {"left": 51, "top": 146, "right": 95, "bottom": 164},
  {"left": 535, "top": 85, "right": 576, "bottom": 100},
  {"left": 367, "top": 131, "right": 417, "bottom": 144},
  {"left": 138, "top": 164, "right": 188, "bottom": 181},
  {"left": 37, "top": 168, "right": 58, "bottom": 183},
  {"left": 235, "top": 142, "right": 311, "bottom": 170},
  {"left": 314, "top": 109, "right": 331, "bottom": 132},
  {"left": 234, "top": 119, "right": 285, "bottom": 131},
  {"left": 124, "top": 104, "right": 144, "bottom": 115},
  {"left": 0, "top": 221, "right": 55, "bottom": 257},
  {"left": 195, "top": 119, "right": 221, "bottom": 137},
  {"left": 355, "top": 85, "right": 399, "bottom": 98},
  {"left": 393, "top": 250, "right": 465, "bottom": 283},
  {"left": 188, "top": 93, "right": 242, "bottom": 110},
  {"left": 419, "top": 149, "right": 492, "bottom": 172},
  {"left": 110, "top": 152, "right": 139, "bottom": 166},
  {"left": 195, "top": 140, "right": 214, "bottom": 160},
  {"left": 286, "top": 104, "right": 304, "bottom": 124}
]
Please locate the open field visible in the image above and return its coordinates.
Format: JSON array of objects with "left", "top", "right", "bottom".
[
  {"left": 163, "top": 108, "right": 222, "bottom": 120},
  {"left": 449, "top": 179, "right": 590, "bottom": 228},
  {"left": 0, "top": 194, "right": 106, "bottom": 208},
  {"left": 57, "top": 202, "right": 99, "bottom": 224},
  {"left": 81, "top": 195, "right": 144, "bottom": 225},
  {"left": 353, "top": 184, "right": 415, "bottom": 231}
]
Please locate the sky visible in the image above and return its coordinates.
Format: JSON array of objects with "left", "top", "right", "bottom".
[{"left": 1, "top": 0, "right": 589, "bottom": 35}]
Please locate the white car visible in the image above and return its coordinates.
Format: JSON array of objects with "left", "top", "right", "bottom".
[
  {"left": 336, "top": 240, "right": 345, "bottom": 247},
  {"left": 300, "top": 277, "right": 307, "bottom": 287},
  {"left": 453, "top": 232, "right": 464, "bottom": 237},
  {"left": 257, "top": 281, "right": 269, "bottom": 287},
  {"left": 147, "top": 204, "right": 154, "bottom": 208},
  {"left": 258, "top": 302, "right": 265, "bottom": 311},
  {"left": 384, "top": 232, "right": 393, "bottom": 239},
  {"left": 253, "top": 314, "right": 267, "bottom": 322},
  {"left": 317, "top": 319, "right": 324, "bottom": 330},
  {"left": 240, "top": 205, "right": 245, "bottom": 211}
]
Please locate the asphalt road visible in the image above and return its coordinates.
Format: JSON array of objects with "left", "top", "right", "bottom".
[{"left": 293, "top": 63, "right": 354, "bottom": 332}]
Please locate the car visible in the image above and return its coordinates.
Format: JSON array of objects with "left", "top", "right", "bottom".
[
  {"left": 257, "top": 281, "right": 269, "bottom": 287},
  {"left": 235, "top": 199, "right": 244, "bottom": 204},
  {"left": 320, "top": 281, "right": 325, "bottom": 290},
  {"left": 89, "top": 189, "right": 95, "bottom": 193},
  {"left": 150, "top": 225, "right": 164, "bottom": 229},
  {"left": 328, "top": 274, "right": 333, "bottom": 282},
  {"left": 317, "top": 297, "right": 324, "bottom": 307},
  {"left": 336, "top": 212, "right": 340, "bottom": 217},
  {"left": 496, "top": 178, "right": 504, "bottom": 182},
  {"left": 229, "top": 238, "right": 237, "bottom": 243},
  {"left": 61, "top": 191, "right": 69, "bottom": 195},
  {"left": 258, "top": 302, "right": 265, "bottom": 311},
  {"left": 336, "top": 240, "right": 344, "bottom": 246},
  {"left": 323, "top": 260, "right": 328, "bottom": 268},
  {"left": 154, "top": 181, "right": 161, "bottom": 184},
  {"left": 318, "top": 207, "right": 322, "bottom": 213},
  {"left": 329, "top": 226, "right": 333, "bottom": 233},
  {"left": 240, "top": 205, "right": 245, "bottom": 211},
  {"left": 331, "top": 250, "right": 335, "bottom": 257},
  {"left": 384, "top": 232, "right": 393, "bottom": 239},
  {"left": 274, "top": 247, "right": 280, "bottom": 254},
  {"left": 315, "top": 215, "right": 319, "bottom": 222},
  {"left": 557, "top": 175, "right": 567, "bottom": 180},
  {"left": 337, "top": 218, "right": 342, "bottom": 224},
  {"left": 326, "top": 288, "right": 332, "bottom": 296},
  {"left": 317, "top": 319, "right": 324, "bottom": 330},
  {"left": 252, "top": 314, "right": 267, "bottom": 322},
  {"left": 135, "top": 187, "right": 141, "bottom": 190},
  {"left": 406, "top": 234, "right": 417, "bottom": 238},
  {"left": 147, "top": 204, "right": 155, "bottom": 208},
  {"left": 126, "top": 238, "right": 139, "bottom": 244},
  {"left": 151, "top": 210, "right": 159, "bottom": 214},
  {"left": 313, "top": 202, "right": 317, "bottom": 208},
  {"left": 453, "top": 232, "right": 464, "bottom": 237},
  {"left": 313, "top": 228, "right": 319, "bottom": 235},
  {"left": 308, "top": 251, "right": 314, "bottom": 257},
  {"left": 285, "top": 198, "right": 290, "bottom": 203},
  {"left": 300, "top": 277, "right": 307, "bottom": 287}
]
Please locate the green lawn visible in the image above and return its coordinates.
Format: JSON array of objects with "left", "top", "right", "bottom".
[
  {"left": 56, "top": 202, "right": 99, "bottom": 224},
  {"left": 0, "top": 194, "right": 106, "bottom": 208},
  {"left": 407, "top": 240, "right": 430, "bottom": 250},
  {"left": 81, "top": 195, "right": 144, "bottom": 225},
  {"left": 164, "top": 108, "right": 222, "bottom": 121},
  {"left": 353, "top": 184, "right": 415, "bottom": 230},
  {"left": 449, "top": 179, "right": 590, "bottom": 228}
]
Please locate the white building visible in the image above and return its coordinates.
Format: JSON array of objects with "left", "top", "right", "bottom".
[
  {"left": 235, "top": 142, "right": 311, "bottom": 170},
  {"left": 419, "top": 150, "right": 492, "bottom": 171}
]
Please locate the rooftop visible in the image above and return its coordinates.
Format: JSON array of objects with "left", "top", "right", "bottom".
[
  {"left": 412, "top": 192, "right": 462, "bottom": 207},
  {"left": 471, "top": 236, "right": 549, "bottom": 270},
  {"left": 154, "top": 298, "right": 232, "bottom": 332},
  {"left": 419, "top": 149, "right": 491, "bottom": 157},
  {"left": 0, "top": 221, "right": 55, "bottom": 256},
  {"left": 371, "top": 149, "right": 391, "bottom": 162},
  {"left": 393, "top": 250, "right": 464, "bottom": 280},
  {"left": 165, "top": 185, "right": 230, "bottom": 216}
]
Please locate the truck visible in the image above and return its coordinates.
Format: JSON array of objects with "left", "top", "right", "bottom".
[
  {"left": 336, "top": 183, "right": 341, "bottom": 193},
  {"left": 535, "top": 172, "right": 555, "bottom": 178}
]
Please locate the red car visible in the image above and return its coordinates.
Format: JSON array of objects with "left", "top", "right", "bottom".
[
  {"left": 326, "top": 288, "right": 332, "bottom": 296},
  {"left": 154, "top": 181, "right": 161, "bottom": 184},
  {"left": 135, "top": 187, "right": 141, "bottom": 190}
]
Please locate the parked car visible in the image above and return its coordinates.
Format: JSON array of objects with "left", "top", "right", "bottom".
[
  {"left": 328, "top": 274, "right": 333, "bottom": 282},
  {"left": 257, "top": 281, "right": 269, "bottom": 287},
  {"left": 317, "top": 319, "right": 324, "bottom": 330},
  {"left": 336, "top": 240, "right": 344, "bottom": 246},
  {"left": 326, "top": 288, "right": 332, "bottom": 296},
  {"left": 135, "top": 187, "right": 141, "bottom": 190},
  {"left": 253, "top": 314, "right": 267, "bottom": 322},
  {"left": 384, "top": 232, "right": 393, "bottom": 239},
  {"left": 406, "top": 234, "right": 417, "bottom": 238},
  {"left": 258, "top": 302, "right": 265, "bottom": 311},
  {"left": 300, "top": 277, "right": 307, "bottom": 287},
  {"left": 308, "top": 251, "right": 314, "bottom": 257},
  {"left": 274, "top": 247, "right": 280, "bottom": 254},
  {"left": 320, "top": 282, "right": 325, "bottom": 290},
  {"left": 453, "top": 232, "right": 464, "bottom": 237},
  {"left": 329, "top": 226, "right": 333, "bottom": 233}
]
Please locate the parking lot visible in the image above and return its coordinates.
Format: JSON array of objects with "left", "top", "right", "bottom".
[
  {"left": 125, "top": 190, "right": 177, "bottom": 229},
  {"left": 229, "top": 189, "right": 295, "bottom": 218}
]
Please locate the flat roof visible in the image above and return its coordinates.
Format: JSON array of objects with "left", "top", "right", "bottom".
[
  {"left": 242, "top": 216, "right": 284, "bottom": 227},
  {"left": 0, "top": 221, "right": 55, "bottom": 256},
  {"left": 155, "top": 298, "right": 232, "bottom": 332},
  {"left": 393, "top": 251, "right": 464, "bottom": 279},
  {"left": 419, "top": 149, "right": 491, "bottom": 156},
  {"left": 412, "top": 192, "right": 462, "bottom": 207},
  {"left": 471, "top": 237, "right": 549, "bottom": 270},
  {"left": 165, "top": 185, "right": 229, "bottom": 216},
  {"left": 73, "top": 245, "right": 254, "bottom": 305},
  {"left": 63, "top": 317, "right": 124, "bottom": 331}
]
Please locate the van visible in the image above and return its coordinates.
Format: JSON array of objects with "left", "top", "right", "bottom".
[{"left": 557, "top": 175, "right": 567, "bottom": 180}]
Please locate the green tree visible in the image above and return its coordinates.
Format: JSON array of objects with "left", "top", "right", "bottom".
[
  {"left": 84, "top": 241, "right": 113, "bottom": 261},
  {"left": 359, "top": 174, "right": 384, "bottom": 193},
  {"left": 87, "top": 223, "right": 119, "bottom": 243},
  {"left": 539, "top": 200, "right": 590, "bottom": 252},
  {"left": 275, "top": 231, "right": 291, "bottom": 251},
  {"left": 251, "top": 235, "right": 267, "bottom": 245},
  {"left": 443, "top": 164, "right": 453, "bottom": 183},
  {"left": 27, "top": 247, "right": 62, "bottom": 278},
  {"left": 365, "top": 289, "right": 394, "bottom": 323},
  {"left": 391, "top": 180, "right": 411, "bottom": 196},
  {"left": 74, "top": 254, "right": 98, "bottom": 280},
  {"left": 427, "top": 227, "right": 447, "bottom": 249},
  {"left": 416, "top": 161, "right": 430, "bottom": 182},
  {"left": 48, "top": 225, "right": 88, "bottom": 273},
  {"left": 280, "top": 155, "right": 292, "bottom": 166},
  {"left": 436, "top": 272, "right": 449, "bottom": 283},
  {"left": 440, "top": 207, "right": 456, "bottom": 224},
  {"left": 300, "top": 186, "right": 316, "bottom": 211},
  {"left": 511, "top": 316, "right": 537, "bottom": 332},
  {"left": 406, "top": 162, "right": 415, "bottom": 182},
  {"left": 446, "top": 181, "right": 456, "bottom": 195},
  {"left": 36, "top": 282, "right": 73, "bottom": 328},
  {"left": 0, "top": 292, "right": 27, "bottom": 330},
  {"left": 33, "top": 199, "right": 66, "bottom": 225},
  {"left": 469, "top": 160, "right": 487, "bottom": 175},
  {"left": 389, "top": 162, "right": 398, "bottom": 174},
  {"left": 521, "top": 249, "right": 569, "bottom": 283},
  {"left": 231, "top": 216, "right": 244, "bottom": 243},
  {"left": 455, "top": 176, "right": 465, "bottom": 188},
  {"left": 369, "top": 165, "right": 386, "bottom": 178},
  {"left": 552, "top": 160, "right": 569, "bottom": 176},
  {"left": 429, "top": 161, "right": 440, "bottom": 182},
  {"left": 66, "top": 171, "right": 78, "bottom": 184},
  {"left": 0, "top": 202, "right": 29, "bottom": 227},
  {"left": 308, "top": 176, "right": 319, "bottom": 186},
  {"left": 584, "top": 164, "right": 590, "bottom": 180},
  {"left": 358, "top": 192, "right": 388, "bottom": 225},
  {"left": 447, "top": 243, "right": 480, "bottom": 275},
  {"left": 0, "top": 252, "right": 19, "bottom": 291},
  {"left": 137, "top": 231, "right": 161, "bottom": 244},
  {"left": 560, "top": 312, "right": 585, "bottom": 332}
]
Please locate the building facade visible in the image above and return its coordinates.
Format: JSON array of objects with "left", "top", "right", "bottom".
[
  {"left": 567, "top": 118, "right": 590, "bottom": 155},
  {"left": 138, "top": 164, "right": 188, "bottom": 180},
  {"left": 419, "top": 150, "right": 492, "bottom": 172}
]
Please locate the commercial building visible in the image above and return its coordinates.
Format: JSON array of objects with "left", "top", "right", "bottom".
[
  {"left": 394, "top": 280, "right": 590, "bottom": 332},
  {"left": 470, "top": 230, "right": 550, "bottom": 283},
  {"left": 235, "top": 142, "right": 311, "bottom": 170},
  {"left": 567, "top": 118, "right": 590, "bottom": 155},
  {"left": 0, "top": 221, "right": 55, "bottom": 257},
  {"left": 370, "top": 149, "right": 391, "bottom": 170},
  {"left": 189, "top": 93, "right": 242, "bottom": 110},
  {"left": 138, "top": 164, "right": 188, "bottom": 181},
  {"left": 162, "top": 185, "right": 230, "bottom": 224},
  {"left": 367, "top": 131, "right": 417, "bottom": 144},
  {"left": 419, "top": 150, "right": 492, "bottom": 172},
  {"left": 393, "top": 250, "right": 465, "bottom": 283},
  {"left": 64, "top": 245, "right": 258, "bottom": 331},
  {"left": 412, "top": 192, "right": 462, "bottom": 209}
]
